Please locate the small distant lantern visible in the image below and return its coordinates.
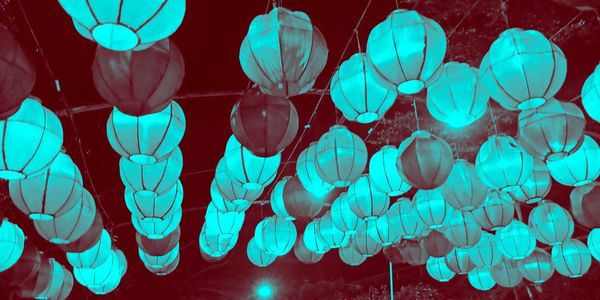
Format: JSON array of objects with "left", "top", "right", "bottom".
[
  {"left": 296, "top": 143, "right": 334, "bottom": 197},
  {"left": 144, "top": 253, "right": 179, "bottom": 276},
  {"left": 136, "top": 227, "right": 180, "bottom": 257},
  {"left": 490, "top": 258, "right": 523, "bottom": 288},
  {"left": 213, "top": 158, "right": 263, "bottom": 206},
  {"left": 67, "top": 229, "right": 112, "bottom": 269},
  {"left": 353, "top": 225, "right": 383, "bottom": 257},
  {"left": 0, "top": 219, "right": 25, "bottom": 272},
  {"left": 507, "top": 159, "right": 551, "bottom": 204},
  {"left": 339, "top": 242, "right": 367, "bottom": 266},
  {"left": 495, "top": 220, "right": 536, "bottom": 260},
  {"left": 445, "top": 247, "right": 475, "bottom": 275},
  {"left": 74, "top": 250, "right": 122, "bottom": 289},
  {"left": 582, "top": 64, "right": 600, "bottom": 122},
  {"left": 125, "top": 180, "right": 183, "bottom": 222},
  {"left": 317, "top": 211, "right": 348, "bottom": 249},
  {"left": 204, "top": 202, "right": 244, "bottom": 238},
  {"left": 119, "top": 147, "right": 183, "bottom": 198},
  {"left": 386, "top": 198, "right": 426, "bottom": 240},
  {"left": 472, "top": 191, "right": 515, "bottom": 230},
  {"left": 528, "top": 201, "right": 574, "bottom": 246},
  {"left": 138, "top": 244, "right": 179, "bottom": 269},
  {"left": 133, "top": 208, "right": 182, "bottom": 240},
  {"left": 546, "top": 135, "right": 600, "bottom": 186},
  {"left": 426, "top": 256, "right": 456, "bottom": 283},
  {"left": 420, "top": 230, "right": 453, "bottom": 258},
  {"left": 438, "top": 160, "right": 487, "bottom": 211},
  {"left": 224, "top": 135, "right": 280, "bottom": 190},
  {"left": 247, "top": 238, "right": 276, "bottom": 267},
  {"left": 330, "top": 194, "right": 365, "bottom": 234},
  {"left": 413, "top": 189, "right": 454, "bottom": 229},
  {"left": 303, "top": 220, "right": 330, "bottom": 254},
  {"left": 346, "top": 175, "right": 390, "bottom": 222},
  {"left": 399, "top": 240, "right": 430, "bottom": 266},
  {"left": 551, "top": 239, "right": 592, "bottom": 278},
  {"left": 468, "top": 232, "right": 503, "bottom": 268},
  {"left": 468, "top": 268, "right": 496, "bottom": 291},
  {"left": 444, "top": 211, "right": 482, "bottom": 248},
  {"left": 518, "top": 248, "right": 554, "bottom": 284},
  {"left": 315, "top": 125, "right": 368, "bottom": 187},
  {"left": 254, "top": 216, "right": 297, "bottom": 256},
  {"left": 294, "top": 237, "right": 323, "bottom": 264},
  {"left": 199, "top": 225, "right": 238, "bottom": 257},
  {"left": 476, "top": 134, "right": 534, "bottom": 191},
  {"left": 587, "top": 228, "right": 600, "bottom": 262},
  {"left": 282, "top": 176, "right": 325, "bottom": 220},
  {"left": 369, "top": 146, "right": 411, "bottom": 197}
]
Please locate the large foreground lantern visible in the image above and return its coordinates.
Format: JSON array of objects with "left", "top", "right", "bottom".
[
  {"left": 582, "top": 64, "right": 600, "bottom": 122},
  {"left": 59, "top": 0, "right": 186, "bottom": 51},
  {"left": 495, "top": 220, "right": 536, "bottom": 260},
  {"left": 125, "top": 180, "right": 183, "bottom": 222},
  {"left": 438, "top": 160, "right": 487, "bottom": 211},
  {"left": 529, "top": 201, "right": 574, "bottom": 246},
  {"left": 239, "top": 7, "right": 328, "bottom": 97},
  {"left": 0, "top": 219, "right": 25, "bottom": 272},
  {"left": 366, "top": 9, "right": 446, "bottom": 95},
  {"left": 369, "top": 146, "right": 411, "bottom": 197},
  {"left": 247, "top": 238, "right": 276, "bottom": 267},
  {"left": 282, "top": 176, "right": 325, "bottom": 220},
  {"left": 479, "top": 28, "right": 567, "bottom": 110},
  {"left": 296, "top": 143, "right": 334, "bottom": 197},
  {"left": 133, "top": 208, "right": 182, "bottom": 240},
  {"left": 472, "top": 191, "right": 515, "bottom": 230},
  {"left": 315, "top": 125, "right": 367, "bottom": 187},
  {"left": 507, "top": 159, "right": 551, "bottom": 204},
  {"left": 339, "top": 242, "right": 367, "bottom": 266},
  {"left": 213, "top": 159, "right": 263, "bottom": 206},
  {"left": 426, "top": 257, "right": 456, "bottom": 282},
  {"left": 552, "top": 239, "right": 592, "bottom": 278},
  {"left": 346, "top": 175, "right": 390, "bottom": 222},
  {"left": 490, "top": 259, "right": 523, "bottom": 288},
  {"left": 476, "top": 134, "right": 534, "bottom": 191},
  {"left": 468, "top": 268, "right": 496, "bottom": 291},
  {"left": 546, "top": 135, "right": 600, "bottom": 186},
  {"left": 224, "top": 135, "right": 280, "bottom": 190},
  {"left": 254, "top": 216, "right": 297, "bottom": 256},
  {"left": 413, "top": 189, "right": 454, "bottom": 229},
  {"left": 386, "top": 198, "right": 426, "bottom": 240},
  {"left": 518, "top": 248, "right": 554, "bottom": 283},
  {"left": 468, "top": 232, "right": 502, "bottom": 268},
  {"left": 120, "top": 147, "right": 183, "bottom": 198}
]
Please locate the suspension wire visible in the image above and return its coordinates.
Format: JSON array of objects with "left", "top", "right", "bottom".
[
  {"left": 447, "top": 0, "right": 483, "bottom": 38},
  {"left": 412, "top": 0, "right": 422, "bottom": 10},
  {"left": 364, "top": 118, "right": 383, "bottom": 144},
  {"left": 488, "top": 102, "right": 499, "bottom": 134},
  {"left": 500, "top": 0, "right": 509, "bottom": 28},
  {"left": 550, "top": 10, "right": 584, "bottom": 41},
  {"left": 568, "top": 94, "right": 582, "bottom": 102},
  {"left": 395, "top": 0, "right": 399, "bottom": 9},
  {"left": 412, "top": 97, "right": 420, "bottom": 130}
]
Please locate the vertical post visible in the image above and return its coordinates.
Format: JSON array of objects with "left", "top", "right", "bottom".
[{"left": 389, "top": 261, "right": 395, "bottom": 300}]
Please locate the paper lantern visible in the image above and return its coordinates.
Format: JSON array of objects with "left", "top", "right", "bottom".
[
  {"left": 399, "top": 240, "right": 430, "bottom": 266},
  {"left": 386, "top": 198, "right": 425, "bottom": 240},
  {"left": 369, "top": 146, "right": 411, "bottom": 197},
  {"left": 472, "top": 190, "right": 515, "bottom": 230},
  {"left": 296, "top": 142, "right": 334, "bottom": 197},
  {"left": 427, "top": 62, "right": 488, "bottom": 128},
  {"left": 507, "top": 159, "right": 551, "bottom": 204},
  {"left": 67, "top": 229, "right": 112, "bottom": 269},
  {"left": 303, "top": 221, "right": 330, "bottom": 255},
  {"left": 58, "top": 208, "right": 104, "bottom": 253},
  {"left": 420, "top": 230, "right": 453, "bottom": 258},
  {"left": 495, "top": 220, "right": 536, "bottom": 260},
  {"left": 114, "top": 249, "right": 127, "bottom": 278},
  {"left": 200, "top": 247, "right": 226, "bottom": 262},
  {"left": 133, "top": 207, "right": 182, "bottom": 239},
  {"left": 529, "top": 201, "right": 574, "bottom": 246},
  {"left": 231, "top": 87, "right": 299, "bottom": 157},
  {"left": 317, "top": 211, "right": 348, "bottom": 248},
  {"left": 199, "top": 225, "right": 237, "bottom": 257},
  {"left": 0, "top": 219, "right": 25, "bottom": 272},
  {"left": 239, "top": 7, "right": 328, "bottom": 97},
  {"left": 87, "top": 271, "right": 121, "bottom": 295},
  {"left": 144, "top": 253, "right": 179, "bottom": 276},
  {"left": 346, "top": 175, "right": 390, "bottom": 222},
  {"left": 339, "top": 242, "right": 367, "bottom": 266},
  {"left": 490, "top": 259, "right": 523, "bottom": 288},
  {"left": 315, "top": 125, "right": 368, "bottom": 187},
  {"left": 582, "top": 64, "right": 600, "bottom": 122},
  {"left": 518, "top": 248, "right": 554, "bottom": 283},
  {"left": 204, "top": 202, "right": 244, "bottom": 237},
  {"left": 0, "top": 24, "right": 36, "bottom": 119},
  {"left": 74, "top": 251, "right": 122, "bottom": 289},
  {"left": 119, "top": 147, "right": 183, "bottom": 198},
  {"left": 413, "top": 189, "right": 454, "bottom": 229},
  {"left": 59, "top": 0, "right": 185, "bottom": 51},
  {"left": 438, "top": 159, "right": 487, "bottom": 211},
  {"left": 570, "top": 182, "right": 600, "bottom": 228},
  {"left": 330, "top": 194, "right": 364, "bottom": 234},
  {"left": 247, "top": 238, "right": 276, "bottom": 267},
  {"left": 125, "top": 180, "right": 183, "bottom": 222},
  {"left": 0, "top": 240, "right": 40, "bottom": 286},
  {"left": 476, "top": 134, "right": 534, "bottom": 191},
  {"left": 366, "top": 9, "right": 446, "bottom": 95},
  {"left": 587, "top": 228, "right": 600, "bottom": 262},
  {"left": 282, "top": 176, "right": 325, "bottom": 220},
  {"left": 136, "top": 227, "right": 180, "bottom": 257},
  {"left": 367, "top": 213, "right": 400, "bottom": 246},
  {"left": 468, "top": 268, "right": 496, "bottom": 291},
  {"left": 92, "top": 39, "right": 184, "bottom": 115},
  {"left": 270, "top": 176, "right": 292, "bottom": 220},
  {"left": 34, "top": 190, "right": 96, "bottom": 244},
  {"left": 0, "top": 98, "right": 63, "bottom": 180},
  {"left": 139, "top": 244, "right": 179, "bottom": 268},
  {"left": 353, "top": 225, "right": 382, "bottom": 257},
  {"left": 383, "top": 244, "right": 405, "bottom": 264},
  {"left": 213, "top": 158, "right": 263, "bottom": 206},
  {"left": 331, "top": 53, "right": 396, "bottom": 123},
  {"left": 547, "top": 135, "right": 600, "bottom": 186},
  {"left": 552, "top": 239, "right": 592, "bottom": 278},
  {"left": 426, "top": 257, "right": 456, "bottom": 282},
  {"left": 479, "top": 28, "right": 566, "bottom": 110},
  {"left": 445, "top": 247, "right": 475, "bottom": 275},
  {"left": 254, "top": 216, "right": 296, "bottom": 256},
  {"left": 17, "top": 255, "right": 52, "bottom": 298},
  {"left": 107, "top": 101, "right": 185, "bottom": 164},
  {"left": 444, "top": 211, "right": 482, "bottom": 248},
  {"left": 224, "top": 135, "right": 280, "bottom": 190},
  {"left": 468, "top": 232, "right": 503, "bottom": 268},
  {"left": 53, "top": 268, "right": 74, "bottom": 300},
  {"left": 36, "top": 259, "right": 66, "bottom": 300},
  {"left": 294, "top": 237, "right": 324, "bottom": 264}
]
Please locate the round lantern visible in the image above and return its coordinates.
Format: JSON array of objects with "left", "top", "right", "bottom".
[
  {"left": 397, "top": 130, "right": 454, "bottom": 190},
  {"left": 444, "top": 211, "right": 482, "bottom": 248},
  {"left": 366, "top": 9, "right": 446, "bottom": 95},
  {"left": 74, "top": 250, "right": 121, "bottom": 289},
  {"left": 445, "top": 247, "right": 475, "bottom": 275},
  {"left": 518, "top": 248, "right": 554, "bottom": 283},
  {"left": 438, "top": 159, "right": 487, "bottom": 211},
  {"left": 59, "top": 0, "right": 185, "bottom": 51},
  {"left": 58, "top": 208, "right": 104, "bottom": 253},
  {"left": 0, "top": 240, "right": 40, "bottom": 286},
  {"left": 67, "top": 229, "right": 112, "bottom": 269},
  {"left": 490, "top": 259, "right": 523, "bottom": 288},
  {"left": 54, "top": 268, "right": 74, "bottom": 300},
  {"left": 353, "top": 225, "right": 382, "bottom": 257},
  {"left": 383, "top": 244, "right": 405, "bottom": 264},
  {"left": 116, "top": 249, "right": 128, "bottom": 277},
  {"left": 413, "top": 189, "right": 454, "bottom": 229},
  {"left": 587, "top": 228, "right": 600, "bottom": 262},
  {"left": 34, "top": 190, "right": 96, "bottom": 244},
  {"left": 529, "top": 201, "right": 574, "bottom": 246},
  {"left": 254, "top": 216, "right": 297, "bottom": 256},
  {"left": 231, "top": 87, "right": 299, "bottom": 157},
  {"left": 476, "top": 134, "right": 534, "bottom": 191},
  {"left": 0, "top": 219, "right": 25, "bottom": 272},
  {"left": 87, "top": 271, "right": 122, "bottom": 295},
  {"left": 92, "top": 39, "right": 184, "bottom": 115},
  {"left": 495, "top": 220, "right": 536, "bottom": 260},
  {"left": 367, "top": 213, "right": 401, "bottom": 246},
  {"left": 546, "top": 135, "right": 600, "bottom": 186},
  {"left": 552, "top": 239, "right": 592, "bottom": 278},
  {"left": 420, "top": 230, "right": 453, "bottom": 258},
  {"left": 17, "top": 256, "right": 52, "bottom": 298},
  {"left": 224, "top": 135, "right": 280, "bottom": 190},
  {"left": 136, "top": 227, "right": 180, "bottom": 257},
  {"left": 36, "top": 259, "right": 66, "bottom": 300},
  {"left": 472, "top": 190, "right": 515, "bottom": 230},
  {"left": 570, "top": 182, "right": 600, "bottom": 228},
  {"left": 144, "top": 253, "right": 179, "bottom": 276},
  {"left": 239, "top": 7, "right": 328, "bottom": 97},
  {"left": 387, "top": 198, "right": 425, "bottom": 240},
  {"left": 204, "top": 202, "right": 244, "bottom": 237},
  {"left": 107, "top": 101, "right": 186, "bottom": 164},
  {"left": 199, "top": 225, "right": 238, "bottom": 258},
  {"left": 119, "top": 147, "right": 183, "bottom": 198},
  {"left": 282, "top": 176, "right": 325, "bottom": 220},
  {"left": 139, "top": 244, "right": 179, "bottom": 268},
  {"left": 330, "top": 194, "right": 364, "bottom": 234},
  {"left": 468, "top": 268, "right": 496, "bottom": 291},
  {"left": 468, "top": 232, "right": 502, "bottom": 268},
  {"left": 133, "top": 207, "right": 182, "bottom": 239},
  {"left": 296, "top": 142, "right": 334, "bottom": 197},
  {"left": 479, "top": 28, "right": 566, "bottom": 110},
  {"left": 400, "top": 240, "right": 430, "bottom": 266},
  {"left": 213, "top": 158, "right": 263, "bottom": 206},
  {"left": 582, "top": 64, "right": 600, "bottom": 122},
  {"left": 294, "top": 237, "right": 324, "bottom": 264},
  {"left": 125, "top": 180, "right": 183, "bottom": 222},
  {"left": 315, "top": 125, "right": 368, "bottom": 187},
  {"left": 201, "top": 247, "right": 226, "bottom": 262},
  {"left": 339, "top": 242, "right": 367, "bottom": 266},
  {"left": 302, "top": 220, "right": 330, "bottom": 255},
  {"left": 0, "top": 24, "right": 36, "bottom": 119},
  {"left": 270, "top": 176, "right": 292, "bottom": 220},
  {"left": 369, "top": 146, "right": 411, "bottom": 197},
  {"left": 507, "top": 159, "right": 551, "bottom": 204},
  {"left": 331, "top": 53, "right": 396, "bottom": 123},
  {"left": 9, "top": 152, "right": 82, "bottom": 220},
  {"left": 0, "top": 98, "right": 63, "bottom": 180},
  {"left": 317, "top": 211, "right": 348, "bottom": 248},
  {"left": 426, "top": 62, "right": 488, "bottom": 128},
  {"left": 426, "top": 256, "right": 456, "bottom": 282},
  {"left": 247, "top": 238, "right": 276, "bottom": 267},
  {"left": 346, "top": 175, "right": 390, "bottom": 222}
]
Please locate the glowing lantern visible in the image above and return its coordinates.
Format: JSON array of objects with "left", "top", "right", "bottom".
[
  {"left": 399, "top": 240, "right": 430, "bottom": 266},
  {"left": 54, "top": 268, "right": 74, "bottom": 300},
  {"left": 479, "top": 28, "right": 566, "bottom": 110},
  {"left": 294, "top": 237, "right": 323, "bottom": 264},
  {"left": 87, "top": 272, "right": 121, "bottom": 295},
  {"left": 74, "top": 250, "right": 122, "bottom": 289},
  {"left": 569, "top": 182, "right": 600, "bottom": 228},
  {"left": 58, "top": 0, "right": 185, "bottom": 51},
  {"left": 367, "top": 213, "right": 401, "bottom": 246},
  {"left": 139, "top": 244, "right": 179, "bottom": 268},
  {"left": 201, "top": 248, "right": 226, "bottom": 262},
  {"left": 468, "top": 232, "right": 502, "bottom": 268},
  {"left": 247, "top": 238, "right": 276, "bottom": 267},
  {"left": 353, "top": 225, "right": 382, "bottom": 257},
  {"left": 587, "top": 228, "right": 600, "bottom": 262},
  {"left": 546, "top": 135, "right": 600, "bottom": 186},
  {"left": 315, "top": 125, "right": 367, "bottom": 187},
  {"left": 270, "top": 176, "right": 292, "bottom": 220},
  {"left": 346, "top": 175, "right": 390, "bottom": 222},
  {"left": 317, "top": 211, "right": 348, "bottom": 248},
  {"left": 427, "top": 62, "right": 488, "bottom": 128},
  {"left": 490, "top": 259, "right": 523, "bottom": 288},
  {"left": 518, "top": 248, "right": 554, "bottom": 283},
  {"left": 366, "top": 9, "right": 446, "bottom": 95},
  {"left": 0, "top": 219, "right": 25, "bottom": 272},
  {"left": 67, "top": 229, "right": 112, "bottom": 269},
  {"left": 213, "top": 159, "right": 263, "bottom": 206},
  {"left": 397, "top": 130, "right": 454, "bottom": 190},
  {"left": 529, "top": 201, "right": 574, "bottom": 246},
  {"left": 136, "top": 227, "right": 180, "bottom": 257},
  {"left": 34, "top": 190, "right": 96, "bottom": 244},
  {"left": 426, "top": 256, "right": 456, "bottom": 282},
  {"left": 239, "top": 7, "right": 328, "bottom": 97},
  {"left": 204, "top": 202, "right": 244, "bottom": 238},
  {"left": 445, "top": 247, "right": 475, "bottom": 274},
  {"left": 224, "top": 135, "right": 280, "bottom": 190},
  {"left": 444, "top": 211, "right": 482, "bottom": 248},
  {"left": 282, "top": 176, "right": 325, "bottom": 220},
  {"left": 331, "top": 53, "right": 396, "bottom": 123},
  {"left": 58, "top": 209, "right": 104, "bottom": 253},
  {"left": 369, "top": 146, "right": 411, "bottom": 197},
  {"left": 92, "top": 39, "right": 184, "bottom": 115},
  {"left": 551, "top": 239, "right": 592, "bottom": 278},
  {"left": 39, "top": 259, "right": 66, "bottom": 299},
  {"left": 0, "top": 240, "right": 40, "bottom": 286},
  {"left": 507, "top": 159, "right": 551, "bottom": 204},
  {"left": 0, "top": 98, "right": 63, "bottom": 180},
  {"left": 119, "top": 147, "right": 183, "bottom": 198},
  {"left": 133, "top": 207, "right": 182, "bottom": 239},
  {"left": 254, "top": 216, "right": 296, "bottom": 256},
  {"left": 107, "top": 101, "right": 186, "bottom": 164},
  {"left": 339, "top": 242, "right": 367, "bottom": 266},
  {"left": 472, "top": 190, "right": 515, "bottom": 230},
  {"left": 582, "top": 64, "right": 600, "bottom": 122},
  {"left": 438, "top": 160, "right": 487, "bottom": 211},
  {"left": 125, "top": 180, "right": 183, "bottom": 222},
  {"left": 386, "top": 198, "right": 425, "bottom": 239},
  {"left": 114, "top": 249, "right": 128, "bottom": 276},
  {"left": 296, "top": 143, "right": 334, "bottom": 197},
  {"left": 413, "top": 189, "right": 454, "bottom": 229},
  {"left": 231, "top": 87, "right": 299, "bottom": 157},
  {"left": 476, "top": 134, "right": 534, "bottom": 191},
  {"left": 330, "top": 194, "right": 364, "bottom": 234},
  {"left": 495, "top": 220, "right": 536, "bottom": 260},
  {"left": 199, "top": 225, "right": 237, "bottom": 257},
  {"left": 302, "top": 220, "right": 330, "bottom": 255},
  {"left": 17, "top": 256, "right": 52, "bottom": 298},
  {"left": 145, "top": 253, "right": 179, "bottom": 276},
  {"left": 420, "top": 230, "right": 453, "bottom": 258},
  {"left": 468, "top": 268, "right": 496, "bottom": 291}
]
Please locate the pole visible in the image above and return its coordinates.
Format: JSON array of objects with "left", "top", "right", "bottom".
[{"left": 389, "top": 261, "right": 394, "bottom": 300}]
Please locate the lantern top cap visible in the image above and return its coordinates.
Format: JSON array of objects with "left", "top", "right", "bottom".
[{"left": 329, "top": 124, "right": 348, "bottom": 131}]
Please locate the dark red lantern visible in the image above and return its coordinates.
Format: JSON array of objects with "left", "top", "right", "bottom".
[
  {"left": 16, "top": 256, "right": 52, "bottom": 298},
  {"left": 420, "top": 230, "right": 453, "bottom": 258},
  {"left": 1, "top": 239, "right": 41, "bottom": 286},
  {"left": 136, "top": 226, "right": 181, "bottom": 256},
  {"left": 282, "top": 176, "right": 324, "bottom": 220},
  {"left": 230, "top": 87, "right": 299, "bottom": 157},
  {"left": 58, "top": 208, "right": 104, "bottom": 253},
  {"left": 383, "top": 244, "right": 405, "bottom": 264},
  {"left": 399, "top": 240, "right": 430, "bottom": 266},
  {"left": 92, "top": 38, "right": 184, "bottom": 116}
]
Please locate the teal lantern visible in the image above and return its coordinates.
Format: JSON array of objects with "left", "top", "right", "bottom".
[
  {"left": 247, "top": 238, "right": 276, "bottom": 267},
  {"left": 303, "top": 220, "right": 330, "bottom": 254},
  {"left": 199, "top": 224, "right": 238, "bottom": 257},
  {"left": 397, "top": 130, "right": 454, "bottom": 190},
  {"left": 490, "top": 258, "right": 523, "bottom": 288},
  {"left": 476, "top": 134, "right": 534, "bottom": 191},
  {"left": 367, "top": 212, "right": 401, "bottom": 246},
  {"left": 224, "top": 135, "right": 280, "bottom": 190},
  {"left": 346, "top": 175, "right": 390, "bottom": 222},
  {"left": 587, "top": 228, "right": 600, "bottom": 262},
  {"left": 582, "top": 64, "right": 600, "bottom": 122},
  {"left": 0, "top": 219, "right": 25, "bottom": 272},
  {"left": 38, "top": 261, "right": 69, "bottom": 300},
  {"left": 495, "top": 220, "right": 536, "bottom": 260},
  {"left": 87, "top": 271, "right": 121, "bottom": 295},
  {"left": 479, "top": 28, "right": 567, "bottom": 110},
  {"left": 139, "top": 244, "right": 179, "bottom": 268},
  {"left": 107, "top": 101, "right": 185, "bottom": 164},
  {"left": 547, "top": 135, "right": 600, "bottom": 186},
  {"left": 468, "top": 232, "right": 502, "bottom": 268},
  {"left": 551, "top": 239, "right": 592, "bottom": 278},
  {"left": 119, "top": 147, "right": 183, "bottom": 198},
  {"left": 413, "top": 189, "right": 454, "bottom": 229},
  {"left": 9, "top": 152, "right": 83, "bottom": 220},
  {"left": 518, "top": 248, "right": 554, "bottom": 284},
  {"left": 529, "top": 201, "right": 574, "bottom": 246},
  {"left": 58, "top": 208, "right": 104, "bottom": 253},
  {"left": 387, "top": 198, "right": 425, "bottom": 240},
  {"left": 444, "top": 211, "right": 482, "bottom": 248},
  {"left": 426, "top": 62, "right": 488, "bottom": 128},
  {"left": 421, "top": 230, "right": 453, "bottom": 258},
  {"left": 507, "top": 159, "right": 551, "bottom": 204},
  {"left": 445, "top": 247, "right": 475, "bottom": 275},
  {"left": 330, "top": 194, "right": 364, "bottom": 234},
  {"left": 210, "top": 186, "right": 252, "bottom": 214},
  {"left": 473, "top": 191, "right": 515, "bottom": 230},
  {"left": 214, "top": 158, "right": 263, "bottom": 206},
  {"left": 254, "top": 216, "right": 296, "bottom": 256},
  {"left": 53, "top": 268, "right": 74, "bottom": 300},
  {"left": 136, "top": 227, "right": 180, "bottom": 257},
  {"left": 282, "top": 176, "right": 325, "bottom": 220},
  {"left": 0, "top": 98, "right": 63, "bottom": 180},
  {"left": 339, "top": 242, "right": 367, "bottom": 266},
  {"left": 426, "top": 257, "right": 456, "bottom": 283},
  {"left": 204, "top": 202, "right": 244, "bottom": 237},
  {"left": 369, "top": 146, "right": 411, "bottom": 197},
  {"left": 315, "top": 125, "right": 367, "bottom": 187},
  {"left": 331, "top": 53, "right": 396, "bottom": 123},
  {"left": 144, "top": 253, "right": 179, "bottom": 276},
  {"left": 468, "top": 268, "right": 496, "bottom": 291},
  {"left": 74, "top": 250, "right": 122, "bottom": 289},
  {"left": 366, "top": 9, "right": 446, "bottom": 95},
  {"left": 67, "top": 229, "right": 112, "bottom": 269},
  {"left": 438, "top": 160, "right": 487, "bottom": 211},
  {"left": 353, "top": 225, "right": 382, "bottom": 257},
  {"left": 296, "top": 143, "right": 334, "bottom": 197},
  {"left": 294, "top": 236, "right": 324, "bottom": 264},
  {"left": 399, "top": 240, "right": 430, "bottom": 266},
  {"left": 125, "top": 180, "right": 183, "bottom": 222},
  {"left": 270, "top": 176, "right": 293, "bottom": 220},
  {"left": 317, "top": 211, "right": 348, "bottom": 248},
  {"left": 133, "top": 207, "right": 181, "bottom": 239},
  {"left": 58, "top": 0, "right": 185, "bottom": 51},
  {"left": 239, "top": 8, "right": 328, "bottom": 97}
]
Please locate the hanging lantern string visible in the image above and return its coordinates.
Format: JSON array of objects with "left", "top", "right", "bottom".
[
  {"left": 550, "top": 10, "right": 585, "bottom": 41},
  {"left": 500, "top": 0, "right": 509, "bottom": 28},
  {"left": 14, "top": 0, "right": 113, "bottom": 227},
  {"left": 447, "top": 0, "right": 483, "bottom": 39},
  {"left": 568, "top": 94, "right": 582, "bottom": 102},
  {"left": 395, "top": 0, "right": 400, "bottom": 9},
  {"left": 364, "top": 117, "right": 383, "bottom": 144},
  {"left": 488, "top": 102, "right": 499, "bottom": 134},
  {"left": 412, "top": 97, "right": 420, "bottom": 130}
]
